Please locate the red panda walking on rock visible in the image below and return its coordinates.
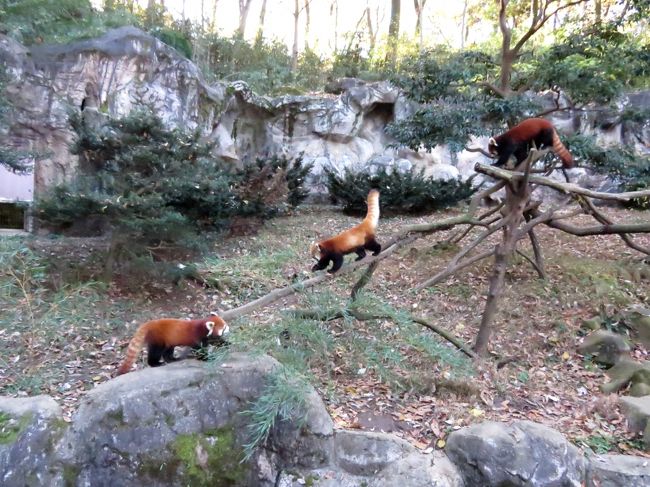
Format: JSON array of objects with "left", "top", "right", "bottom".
[
  {"left": 117, "top": 315, "right": 229, "bottom": 375},
  {"left": 488, "top": 118, "right": 573, "bottom": 169},
  {"left": 310, "top": 189, "right": 381, "bottom": 274}
]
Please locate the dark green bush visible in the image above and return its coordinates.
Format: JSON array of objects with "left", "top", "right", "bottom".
[
  {"left": 38, "top": 110, "right": 311, "bottom": 243},
  {"left": 325, "top": 167, "right": 475, "bottom": 215}
]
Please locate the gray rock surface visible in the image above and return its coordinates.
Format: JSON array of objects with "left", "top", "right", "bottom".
[
  {"left": 619, "top": 395, "right": 650, "bottom": 432},
  {"left": 0, "top": 396, "right": 66, "bottom": 487},
  {"left": 0, "top": 354, "right": 463, "bottom": 487},
  {"left": 445, "top": 420, "right": 585, "bottom": 486},
  {"left": 587, "top": 453, "right": 650, "bottom": 487},
  {"left": 578, "top": 329, "right": 631, "bottom": 365}
]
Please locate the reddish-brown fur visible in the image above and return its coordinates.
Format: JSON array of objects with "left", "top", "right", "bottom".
[
  {"left": 310, "top": 190, "right": 381, "bottom": 273},
  {"left": 488, "top": 118, "right": 573, "bottom": 168},
  {"left": 117, "top": 316, "right": 228, "bottom": 375}
]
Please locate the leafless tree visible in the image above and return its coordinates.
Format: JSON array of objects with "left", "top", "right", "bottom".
[
  {"left": 330, "top": 0, "right": 339, "bottom": 51},
  {"left": 237, "top": 0, "right": 255, "bottom": 37},
  {"left": 256, "top": 0, "right": 268, "bottom": 40},
  {"left": 413, "top": 0, "right": 427, "bottom": 49},
  {"left": 386, "top": 0, "right": 401, "bottom": 65}
]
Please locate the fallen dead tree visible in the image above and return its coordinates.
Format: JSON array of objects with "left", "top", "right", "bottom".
[{"left": 220, "top": 149, "right": 650, "bottom": 359}]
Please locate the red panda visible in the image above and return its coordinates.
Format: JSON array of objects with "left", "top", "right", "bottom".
[
  {"left": 488, "top": 118, "right": 573, "bottom": 168},
  {"left": 117, "top": 315, "right": 229, "bottom": 375},
  {"left": 310, "top": 189, "right": 381, "bottom": 273}
]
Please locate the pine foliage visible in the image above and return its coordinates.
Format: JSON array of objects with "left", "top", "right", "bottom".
[
  {"left": 325, "top": 167, "right": 475, "bottom": 215},
  {"left": 37, "top": 110, "right": 311, "bottom": 244}
]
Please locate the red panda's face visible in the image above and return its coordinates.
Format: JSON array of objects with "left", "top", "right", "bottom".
[
  {"left": 487, "top": 137, "right": 499, "bottom": 156},
  {"left": 206, "top": 316, "right": 229, "bottom": 337},
  {"left": 309, "top": 242, "right": 322, "bottom": 261}
]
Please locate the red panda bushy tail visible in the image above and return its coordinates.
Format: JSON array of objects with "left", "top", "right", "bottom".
[
  {"left": 363, "top": 190, "right": 380, "bottom": 231},
  {"left": 552, "top": 130, "right": 573, "bottom": 168},
  {"left": 117, "top": 323, "right": 150, "bottom": 375}
]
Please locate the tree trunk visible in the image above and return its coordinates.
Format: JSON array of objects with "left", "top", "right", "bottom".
[
  {"left": 256, "top": 0, "right": 267, "bottom": 40},
  {"left": 331, "top": 0, "right": 339, "bottom": 52},
  {"left": 210, "top": 0, "right": 219, "bottom": 33},
  {"left": 291, "top": 0, "right": 300, "bottom": 72},
  {"left": 414, "top": 0, "right": 426, "bottom": 49},
  {"left": 460, "top": 0, "right": 468, "bottom": 48},
  {"left": 386, "top": 0, "right": 401, "bottom": 65},
  {"left": 237, "top": 0, "right": 253, "bottom": 37},
  {"left": 366, "top": 6, "right": 376, "bottom": 51},
  {"left": 304, "top": 0, "right": 311, "bottom": 49},
  {"left": 146, "top": 0, "right": 156, "bottom": 26}
]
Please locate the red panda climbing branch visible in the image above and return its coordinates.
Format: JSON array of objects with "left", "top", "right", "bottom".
[
  {"left": 488, "top": 118, "right": 573, "bottom": 169},
  {"left": 117, "top": 315, "right": 229, "bottom": 375},
  {"left": 310, "top": 189, "right": 381, "bottom": 274}
]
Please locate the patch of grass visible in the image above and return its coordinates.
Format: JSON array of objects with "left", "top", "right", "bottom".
[
  {"left": 200, "top": 248, "right": 298, "bottom": 302},
  {"left": 575, "top": 433, "right": 617, "bottom": 454}
]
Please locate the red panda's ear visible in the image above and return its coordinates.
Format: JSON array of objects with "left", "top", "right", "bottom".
[{"left": 488, "top": 137, "right": 498, "bottom": 147}]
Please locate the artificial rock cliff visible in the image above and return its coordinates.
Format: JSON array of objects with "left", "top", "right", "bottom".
[{"left": 0, "top": 26, "right": 648, "bottom": 202}]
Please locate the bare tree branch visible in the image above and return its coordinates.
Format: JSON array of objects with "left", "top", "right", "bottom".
[{"left": 477, "top": 164, "right": 650, "bottom": 202}]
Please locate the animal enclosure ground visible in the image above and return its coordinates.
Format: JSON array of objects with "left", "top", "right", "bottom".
[{"left": 1, "top": 206, "right": 649, "bottom": 455}]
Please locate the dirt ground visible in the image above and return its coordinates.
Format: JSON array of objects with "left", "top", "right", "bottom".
[{"left": 1, "top": 204, "right": 649, "bottom": 456}]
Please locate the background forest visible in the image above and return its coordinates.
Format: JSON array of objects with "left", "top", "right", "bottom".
[{"left": 2, "top": 0, "right": 650, "bottom": 463}]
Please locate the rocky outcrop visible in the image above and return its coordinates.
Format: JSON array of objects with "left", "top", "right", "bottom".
[
  {"left": 1, "top": 354, "right": 649, "bottom": 486},
  {"left": 0, "top": 354, "right": 462, "bottom": 487},
  {"left": 2, "top": 27, "right": 648, "bottom": 203},
  {"left": 0, "top": 27, "right": 224, "bottom": 195},
  {"left": 587, "top": 454, "right": 650, "bottom": 487},
  {"left": 445, "top": 420, "right": 585, "bottom": 486}
]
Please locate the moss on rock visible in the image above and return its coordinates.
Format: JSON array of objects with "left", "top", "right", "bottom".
[
  {"left": 0, "top": 411, "right": 32, "bottom": 445},
  {"left": 171, "top": 426, "right": 248, "bottom": 487}
]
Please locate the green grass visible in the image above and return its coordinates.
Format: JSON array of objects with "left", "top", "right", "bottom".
[{"left": 200, "top": 248, "right": 299, "bottom": 303}]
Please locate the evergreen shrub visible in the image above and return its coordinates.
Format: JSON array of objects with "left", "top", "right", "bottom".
[
  {"left": 37, "top": 110, "right": 311, "bottom": 244},
  {"left": 325, "top": 166, "right": 475, "bottom": 215}
]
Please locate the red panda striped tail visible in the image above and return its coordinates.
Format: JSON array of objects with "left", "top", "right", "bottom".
[
  {"left": 552, "top": 130, "right": 573, "bottom": 168},
  {"left": 363, "top": 190, "right": 380, "bottom": 231},
  {"left": 117, "top": 323, "right": 149, "bottom": 375}
]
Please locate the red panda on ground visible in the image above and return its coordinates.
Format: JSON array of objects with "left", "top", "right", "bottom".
[
  {"left": 117, "top": 315, "right": 229, "bottom": 375},
  {"left": 488, "top": 118, "right": 573, "bottom": 169},
  {"left": 310, "top": 189, "right": 381, "bottom": 274}
]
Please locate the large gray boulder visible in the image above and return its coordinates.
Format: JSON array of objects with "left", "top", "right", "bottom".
[
  {"left": 587, "top": 454, "right": 650, "bottom": 487},
  {"left": 445, "top": 420, "right": 585, "bottom": 486},
  {"left": 0, "top": 354, "right": 463, "bottom": 487},
  {"left": 0, "top": 396, "right": 65, "bottom": 487}
]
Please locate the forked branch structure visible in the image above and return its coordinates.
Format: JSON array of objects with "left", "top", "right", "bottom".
[{"left": 221, "top": 148, "right": 650, "bottom": 360}]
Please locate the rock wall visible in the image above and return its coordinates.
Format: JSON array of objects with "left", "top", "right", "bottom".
[
  {"left": 0, "top": 27, "right": 648, "bottom": 202},
  {"left": 1, "top": 354, "right": 649, "bottom": 487}
]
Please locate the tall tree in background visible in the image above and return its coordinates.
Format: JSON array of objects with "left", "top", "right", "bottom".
[
  {"left": 330, "top": 0, "right": 339, "bottom": 51},
  {"left": 210, "top": 0, "right": 219, "bottom": 33},
  {"left": 304, "top": 0, "right": 311, "bottom": 49},
  {"left": 491, "top": 0, "right": 589, "bottom": 98},
  {"left": 291, "top": 0, "right": 300, "bottom": 71},
  {"left": 386, "top": 0, "right": 401, "bottom": 65},
  {"left": 256, "top": 0, "right": 268, "bottom": 40},
  {"left": 413, "top": 0, "right": 427, "bottom": 49},
  {"left": 237, "top": 0, "right": 254, "bottom": 37}
]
